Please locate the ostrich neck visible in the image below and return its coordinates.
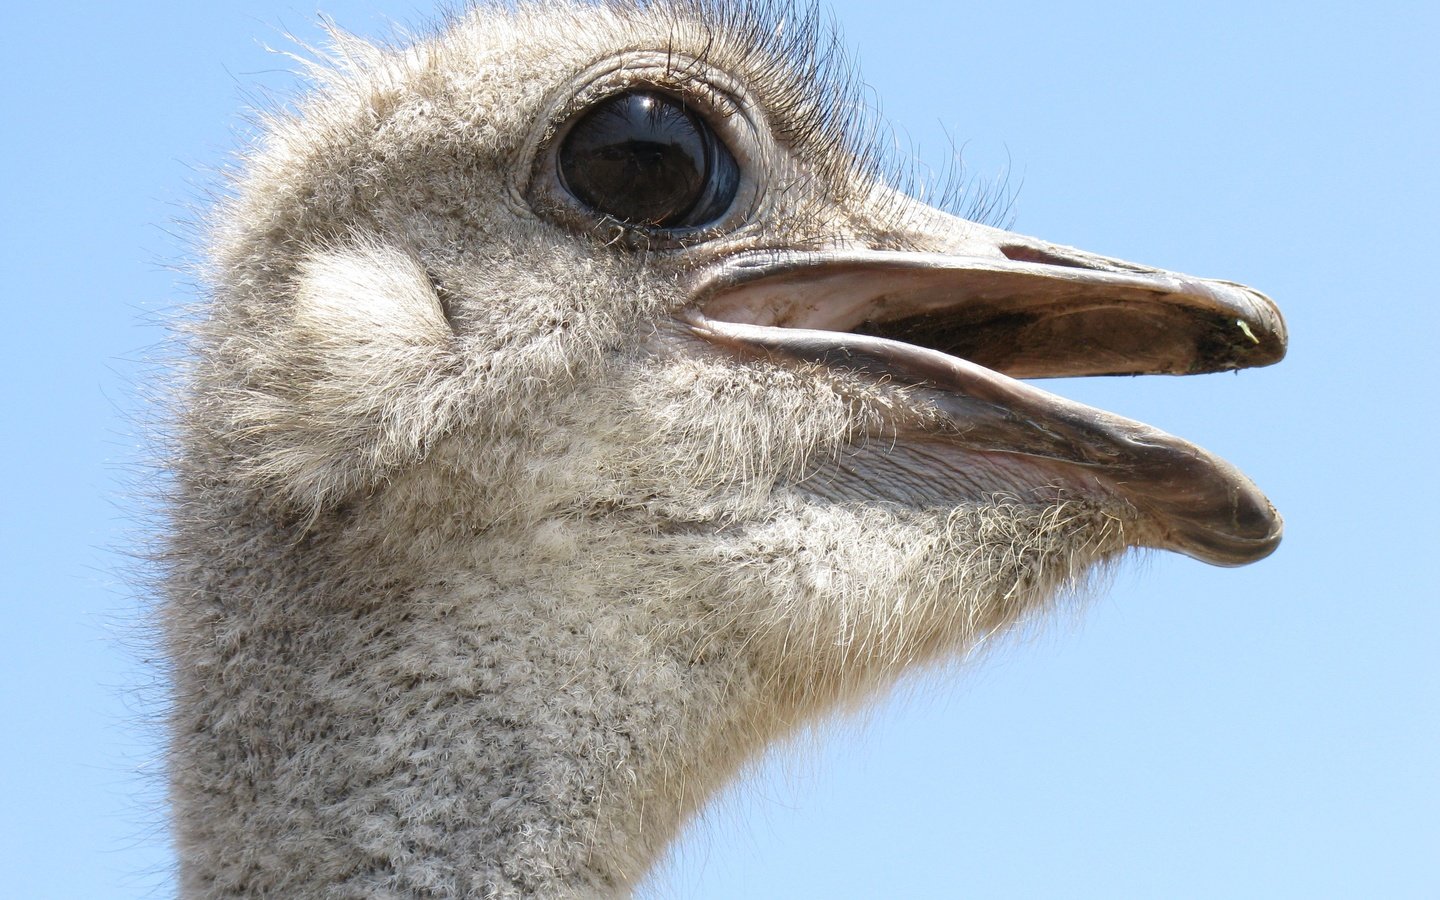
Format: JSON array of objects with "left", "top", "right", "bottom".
[
  {"left": 166, "top": 501, "right": 755, "bottom": 898},
  {"left": 166, "top": 436, "right": 1121, "bottom": 896}
]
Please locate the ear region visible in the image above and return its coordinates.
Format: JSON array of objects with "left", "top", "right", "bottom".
[
  {"left": 292, "top": 241, "right": 452, "bottom": 348},
  {"left": 234, "top": 241, "right": 457, "bottom": 521}
]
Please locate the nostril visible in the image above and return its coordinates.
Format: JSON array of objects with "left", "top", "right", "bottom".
[{"left": 998, "top": 244, "right": 1092, "bottom": 269}]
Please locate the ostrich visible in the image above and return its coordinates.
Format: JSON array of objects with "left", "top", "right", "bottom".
[{"left": 164, "top": 1, "right": 1286, "bottom": 896}]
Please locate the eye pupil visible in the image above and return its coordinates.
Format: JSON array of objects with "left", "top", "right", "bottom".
[{"left": 558, "top": 90, "right": 739, "bottom": 230}]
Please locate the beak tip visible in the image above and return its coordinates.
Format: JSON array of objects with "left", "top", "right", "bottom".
[
  {"left": 1171, "top": 490, "right": 1284, "bottom": 567},
  {"left": 1227, "top": 283, "right": 1289, "bottom": 368}
]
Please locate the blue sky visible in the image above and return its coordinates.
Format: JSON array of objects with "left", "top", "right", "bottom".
[{"left": 3, "top": 1, "right": 1436, "bottom": 896}]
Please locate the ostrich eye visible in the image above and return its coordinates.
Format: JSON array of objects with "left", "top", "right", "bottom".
[{"left": 558, "top": 90, "right": 740, "bottom": 230}]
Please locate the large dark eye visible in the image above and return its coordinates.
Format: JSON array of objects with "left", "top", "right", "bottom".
[{"left": 557, "top": 90, "right": 740, "bottom": 230}]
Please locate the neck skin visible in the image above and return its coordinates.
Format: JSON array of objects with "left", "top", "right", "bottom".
[
  {"left": 166, "top": 438, "right": 1118, "bottom": 897},
  {"left": 166, "top": 503, "right": 779, "bottom": 898}
]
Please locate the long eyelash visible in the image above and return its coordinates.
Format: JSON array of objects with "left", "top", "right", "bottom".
[{"left": 600, "top": 0, "right": 1013, "bottom": 230}]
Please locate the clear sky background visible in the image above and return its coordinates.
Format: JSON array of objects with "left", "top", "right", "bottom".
[{"left": 3, "top": 1, "right": 1436, "bottom": 897}]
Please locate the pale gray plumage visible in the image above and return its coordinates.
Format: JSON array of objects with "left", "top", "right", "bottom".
[{"left": 163, "top": 2, "right": 1285, "bottom": 897}]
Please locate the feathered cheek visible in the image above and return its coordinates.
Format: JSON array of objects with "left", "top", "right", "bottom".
[{"left": 247, "top": 242, "right": 457, "bottom": 519}]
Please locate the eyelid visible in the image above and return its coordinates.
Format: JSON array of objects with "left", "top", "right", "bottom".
[{"left": 518, "top": 52, "right": 772, "bottom": 250}]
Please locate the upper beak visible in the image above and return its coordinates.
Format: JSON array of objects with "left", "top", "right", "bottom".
[
  {"left": 679, "top": 207, "right": 1287, "bottom": 567},
  {"left": 690, "top": 217, "right": 1285, "bottom": 380}
]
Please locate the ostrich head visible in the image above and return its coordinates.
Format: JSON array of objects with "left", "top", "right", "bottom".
[{"left": 167, "top": 2, "right": 1285, "bottom": 896}]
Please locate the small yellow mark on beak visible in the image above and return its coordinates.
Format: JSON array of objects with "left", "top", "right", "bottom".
[{"left": 1236, "top": 319, "right": 1260, "bottom": 344}]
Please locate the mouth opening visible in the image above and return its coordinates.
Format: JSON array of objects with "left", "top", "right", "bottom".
[{"left": 679, "top": 247, "right": 1286, "bottom": 567}]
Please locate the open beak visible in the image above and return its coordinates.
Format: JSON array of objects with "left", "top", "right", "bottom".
[{"left": 680, "top": 211, "right": 1286, "bottom": 567}]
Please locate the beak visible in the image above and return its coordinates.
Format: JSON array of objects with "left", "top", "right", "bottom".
[
  {"left": 691, "top": 216, "right": 1285, "bottom": 379},
  {"left": 680, "top": 208, "right": 1286, "bottom": 567}
]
